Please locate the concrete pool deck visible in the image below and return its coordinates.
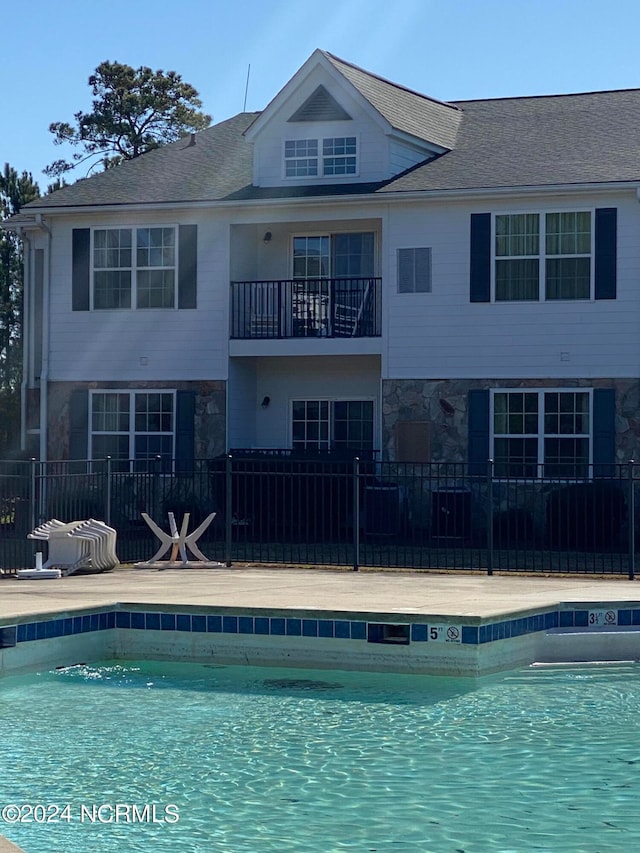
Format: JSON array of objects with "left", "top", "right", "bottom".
[
  {"left": 1, "top": 565, "right": 640, "bottom": 622},
  {"left": 0, "top": 838, "right": 24, "bottom": 853}
]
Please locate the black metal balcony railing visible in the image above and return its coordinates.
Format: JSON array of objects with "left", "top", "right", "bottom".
[{"left": 230, "top": 278, "right": 381, "bottom": 339}]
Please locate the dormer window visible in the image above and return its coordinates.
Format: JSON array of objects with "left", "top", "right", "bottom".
[
  {"left": 284, "top": 136, "right": 358, "bottom": 179},
  {"left": 323, "top": 137, "right": 357, "bottom": 175},
  {"left": 284, "top": 139, "right": 318, "bottom": 177}
]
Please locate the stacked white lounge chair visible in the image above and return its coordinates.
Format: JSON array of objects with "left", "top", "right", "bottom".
[{"left": 24, "top": 518, "right": 119, "bottom": 577}]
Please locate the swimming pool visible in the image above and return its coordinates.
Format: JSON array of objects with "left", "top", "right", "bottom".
[{"left": 2, "top": 660, "right": 640, "bottom": 852}]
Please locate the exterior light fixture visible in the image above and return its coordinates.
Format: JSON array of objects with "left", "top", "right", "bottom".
[
  {"left": 263, "top": 231, "right": 272, "bottom": 244},
  {"left": 261, "top": 396, "right": 271, "bottom": 408}
]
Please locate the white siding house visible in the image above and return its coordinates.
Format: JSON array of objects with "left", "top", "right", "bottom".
[{"left": 5, "top": 49, "right": 640, "bottom": 477}]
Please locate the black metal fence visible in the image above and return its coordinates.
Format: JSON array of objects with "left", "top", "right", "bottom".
[{"left": 0, "top": 455, "right": 637, "bottom": 577}]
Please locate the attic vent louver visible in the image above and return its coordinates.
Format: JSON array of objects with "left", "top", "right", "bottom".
[{"left": 288, "top": 85, "right": 352, "bottom": 122}]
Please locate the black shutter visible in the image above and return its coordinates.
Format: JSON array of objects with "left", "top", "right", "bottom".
[
  {"left": 175, "top": 390, "right": 196, "bottom": 473},
  {"left": 592, "top": 388, "right": 616, "bottom": 476},
  {"left": 72, "top": 229, "right": 90, "bottom": 311},
  {"left": 178, "top": 225, "right": 197, "bottom": 309},
  {"left": 69, "top": 388, "right": 88, "bottom": 461},
  {"left": 470, "top": 213, "right": 491, "bottom": 303},
  {"left": 468, "top": 389, "right": 490, "bottom": 476},
  {"left": 594, "top": 208, "right": 617, "bottom": 300}
]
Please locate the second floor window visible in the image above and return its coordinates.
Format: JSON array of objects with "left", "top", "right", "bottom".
[
  {"left": 495, "top": 211, "right": 592, "bottom": 301},
  {"left": 292, "top": 233, "right": 374, "bottom": 279},
  {"left": 93, "top": 227, "right": 176, "bottom": 309}
]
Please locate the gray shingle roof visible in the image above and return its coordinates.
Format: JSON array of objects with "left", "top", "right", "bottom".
[
  {"left": 20, "top": 58, "right": 640, "bottom": 213},
  {"left": 26, "top": 113, "right": 257, "bottom": 209},
  {"left": 382, "top": 88, "right": 640, "bottom": 192},
  {"left": 322, "top": 51, "right": 462, "bottom": 150}
]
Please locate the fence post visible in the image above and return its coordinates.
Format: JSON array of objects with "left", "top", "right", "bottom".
[
  {"left": 225, "top": 454, "right": 233, "bottom": 567},
  {"left": 353, "top": 456, "right": 360, "bottom": 571},
  {"left": 105, "top": 456, "right": 112, "bottom": 527},
  {"left": 487, "top": 458, "right": 494, "bottom": 577},
  {"left": 30, "top": 457, "right": 37, "bottom": 531},
  {"left": 628, "top": 459, "right": 635, "bottom": 581}
]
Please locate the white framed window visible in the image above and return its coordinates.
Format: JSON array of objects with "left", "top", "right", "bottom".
[
  {"left": 545, "top": 212, "right": 592, "bottom": 299},
  {"left": 92, "top": 226, "right": 177, "bottom": 309},
  {"left": 284, "top": 136, "right": 358, "bottom": 178},
  {"left": 90, "top": 390, "right": 175, "bottom": 471},
  {"left": 494, "top": 211, "right": 592, "bottom": 301},
  {"left": 491, "top": 389, "right": 591, "bottom": 478},
  {"left": 322, "top": 136, "right": 357, "bottom": 175},
  {"left": 284, "top": 139, "right": 318, "bottom": 177},
  {"left": 397, "top": 247, "right": 432, "bottom": 293},
  {"left": 291, "top": 399, "right": 374, "bottom": 454},
  {"left": 292, "top": 236, "right": 331, "bottom": 279}
]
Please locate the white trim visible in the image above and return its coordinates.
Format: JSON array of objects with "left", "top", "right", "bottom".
[
  {"left": 384, "top": 127, "right": 447, "bottom": 156},
  {"left": 17, "top": 181, "right": 639, "bottom": 218}
]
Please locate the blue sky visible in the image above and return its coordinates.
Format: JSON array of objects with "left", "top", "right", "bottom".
[{"left": 3, "top": 0, "right": 640, "bottom": 190}]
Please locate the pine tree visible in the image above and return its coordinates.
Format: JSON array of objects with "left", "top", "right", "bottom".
[
  {"left": 45, "top": 61, "right": 211, "bottom": 177},
  {"left": 0, "top": 164, "right": 40, "bottom": 456}
]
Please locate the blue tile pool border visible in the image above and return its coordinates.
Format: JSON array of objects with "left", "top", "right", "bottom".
[{"left": 6, "top": 605, "right": 640, "bottom": 648}]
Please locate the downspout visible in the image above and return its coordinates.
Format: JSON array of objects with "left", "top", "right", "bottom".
[
  {"left": 18, "top": 227, "right": 31, "bottom": 452},
  {"left": 35, "top": 214, "right": 51, "bottom": 462}
]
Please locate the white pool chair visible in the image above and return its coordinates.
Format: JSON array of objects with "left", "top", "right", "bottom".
[{"left": 27, "top": 518, "right": 119, "bottom": 576}]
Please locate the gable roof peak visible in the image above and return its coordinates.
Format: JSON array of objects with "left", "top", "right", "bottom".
[
  {"left": 244, "top": 48, "right": 461, "bottom": 150},
  {"left": 320, "top": 50, "right": 461, "bottom": 115},
  {"left": 318, "top": 50, "right": 461, "bottom": 150}
]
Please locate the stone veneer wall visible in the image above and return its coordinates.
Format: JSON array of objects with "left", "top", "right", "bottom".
[
  {"left": 382, "top": 378, "right": 640, "bottom": 463},
  {"left": 47, "top": 380, "right": 226, "bottom": 460}
]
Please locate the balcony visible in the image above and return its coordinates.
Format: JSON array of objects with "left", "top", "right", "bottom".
[{"left": 230, "top": 277, "right": 381, "bottom": 339}]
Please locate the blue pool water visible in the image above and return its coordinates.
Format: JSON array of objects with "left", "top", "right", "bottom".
[{"left": 1, "top": 660, "right": 640, "bottom": 852}]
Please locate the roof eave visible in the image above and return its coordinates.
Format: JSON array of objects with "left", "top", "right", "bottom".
[
  {"left": 14, "top": 179, "right": 640, "bottom": 219},
  {"left": 376, "top": 179, "right": 640, "bottom": 201},
  {"left": 386, "top": 127, "right": 448, "bottom": 156}
]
